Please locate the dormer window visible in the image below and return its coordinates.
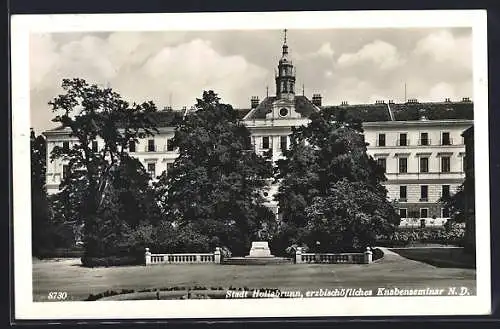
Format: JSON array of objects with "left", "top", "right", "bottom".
[{"left": 279, "top": 108, "right": 289, "bottom": 117}]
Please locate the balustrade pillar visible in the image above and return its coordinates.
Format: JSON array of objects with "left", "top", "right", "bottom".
[
  {"left": 364, "top": 247, "right": 373, "bottom": 264},
  {"left": 145, "top": 247, "right": 151, "bottom": 265}
]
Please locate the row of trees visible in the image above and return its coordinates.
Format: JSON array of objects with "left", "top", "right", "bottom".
[{"left": 30, "top": 78, "right": 464, "bottom": 263}]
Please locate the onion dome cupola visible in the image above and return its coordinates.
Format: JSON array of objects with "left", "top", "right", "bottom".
[{"left": 275, "top": 29, "right": 296, "bottom": 100}]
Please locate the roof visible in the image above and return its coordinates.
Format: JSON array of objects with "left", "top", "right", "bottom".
[
  {"left": 44, "top": 110, "right": 185, "bottom": 133},
  {"left": 322, "top": 100, "right": 473, "bottom": 122},
  {"left": 233, "top": 108, "right": 251, "bottom": 120},
  {"left": 244, "top": 95, "right": 321, "bottom": 120}
]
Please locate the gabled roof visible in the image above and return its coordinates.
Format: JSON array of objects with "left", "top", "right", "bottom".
[{"left": 243, "top": 95, "right": 321, "bottom": 120}]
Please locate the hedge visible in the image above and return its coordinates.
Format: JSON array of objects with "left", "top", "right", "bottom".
[{"left": 81, "top": 255, "right": 143, "bottom": 267}]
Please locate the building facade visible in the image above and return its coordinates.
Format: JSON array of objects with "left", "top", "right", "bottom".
[{"left": 43, "top": 31, "right": 473, "bottom": 228}]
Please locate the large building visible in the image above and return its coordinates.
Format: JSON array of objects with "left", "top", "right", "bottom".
[{"left": 43, "top": 31, "right": 473, "bottom": 227}]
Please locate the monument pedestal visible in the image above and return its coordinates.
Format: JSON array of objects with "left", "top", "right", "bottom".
[
  {"left": 223, "top": 241, "right": 293, "bottom": 265},
  {"left": 246, "top": 241, "right": 274, "bottom": 258}
]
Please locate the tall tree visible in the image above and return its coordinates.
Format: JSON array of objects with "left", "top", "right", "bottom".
[
  {"left": 31, "top": 129, "right": 51, "bottom": 255},
  {"left": 48, "top": 78, "right": 159, "bottom": 258},
  {"left": 155, "top": 91, "right": 275, "bottom": 256},
  {"left": 275, "top": 108, "right": 399, "bottom": 251}
]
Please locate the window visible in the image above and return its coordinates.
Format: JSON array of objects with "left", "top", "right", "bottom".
[
  {"left": 262, "top": 136, "right": 270, "bottom": 149},
  {"left": 62, "top": 141, "right": 70, "bottom": 151},
  {"left": 442, "top": 185, "right": 450, "bottom": 198},
  {"left": 420, "top": 208, "right": 428, "bottom": 218},
  {"left": 147, "top": 139, "right": 155, "bottom": 152},
  {"left": 147, "top": 163, "right": 156, "bottom": 178},
  {"left": 279, "top": 108, "right": 289, "bottom": 117},
  {"left": 420, "top": 132, "right": 429, "bottom": 145},
  {"left": 280, "top": 136, "right": 287, "bottom": 152},
  {"left": 378, "top": 134, "right": 386, "bottom": 147},
  {"left": 420, "top": 185, "right": 428, "bottom": 201},
  {"left": 399, "top": 208, "right": 407, "bottom": 218},
  {"left": 399, "top": 186, "right": 407, "bottom": 201},
  {"left": 441, "top": 156, "right": 451, "bottom": 173},
  {"left": 167, "top": 139, "right": 175, "bottom": 151},
  {"left": 420, "top": 157, "right": 429, "bottom": 173},
  {"left": 91, "top": 141, "right": 98, "bottom": 152},
  {"left": 377, "top": 158, "right": 386, "bottom": 172},
  {"left": 462, "top": 156, "right": 466, "bottom": 172},
  {"left": 398, "top": 158, "right": 407, "bottom": 173},
  {"left": 167, "top": 163, "right": 173, "bottom": 172},
  {"left": 442, "top": 132, "right": 451, "bottom": 145},
  {"left": 399, "top": 133, "right": 407, "bottom": 146},
  {"left": 62, "top": 164, "right": 70, "bottom": 180},
  {"left": 420, "top": 218, "right": 426, "bottom": 228},
  {"left": 129, "top": 140, "right": 136, "bottom": 152},
  {"left": 442, "top": 207, "right": 450, "bottom": 218}
]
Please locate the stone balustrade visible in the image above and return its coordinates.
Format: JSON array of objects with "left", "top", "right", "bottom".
[
  {"left": 145, "top": 247, "right": 221, "bottom": 265},
  {"left": 295, "top": 247, "right": 373, "bottom": 264}
]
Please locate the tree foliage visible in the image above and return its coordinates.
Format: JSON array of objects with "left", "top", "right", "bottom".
[
  {"left": 275, "top": 108, "right": 399, "bottom": 251},
  {"left": 155, "top": 91, "right": 275, "bottom": 256},
  {"left": 48, "top": 78, "right": 160, "bottom": 258}
]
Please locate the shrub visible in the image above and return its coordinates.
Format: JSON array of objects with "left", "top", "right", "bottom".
[{"left": 376, "top": 225, "right": 465, "bottom": 247}]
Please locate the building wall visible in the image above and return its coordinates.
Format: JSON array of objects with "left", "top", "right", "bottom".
[
  {"left": 364, "top": 119, "right": 473, "bottom": 226},
  {"left": 43, "top": 118, "right": 473, "bottom": 228}
]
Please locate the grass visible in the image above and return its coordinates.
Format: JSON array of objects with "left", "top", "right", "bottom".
[
  {"left": 33, "top": 248, "right": 476, "bottom": 302},
  {"left": 390, "top": 247, "right": 476, "bottom": 269}
]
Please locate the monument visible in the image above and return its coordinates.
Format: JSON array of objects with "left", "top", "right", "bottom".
[
  {"left": 223, "top": 241, "right": 293, "bottom": 265},
  {"left": 246, "top": 241, "right": 274, "bottom": 258}
]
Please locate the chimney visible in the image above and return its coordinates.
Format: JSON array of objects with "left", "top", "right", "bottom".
[
  {"left": 341, "top": 100, "right": 348, "bottom": 106},
  {"left": 312, "top": 94, "right": 322, "bottom": 107},
  {"left": 407, "top": 98, "right": 418, "bottom": 104},
  {"left": 388, "top": 100, "right": 394, "bottom": 104},
  {"left": 462, "top": 97, "right": 471, "bottom": 102},
  {"left": 444, "top": 98, "right": 451, "bottom": 103},
  {"left": 251, "top": 96, "right": 260, "bottom": 109},
  {"left": 375, "top": 100, "right": 385, "bottom": 104}
]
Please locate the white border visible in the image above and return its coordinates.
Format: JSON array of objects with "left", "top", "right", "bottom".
[{"left": 12, "top": 10, "right": 490, "bottom": 320}]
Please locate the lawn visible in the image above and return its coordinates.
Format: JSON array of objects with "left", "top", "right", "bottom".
[
  {"left": 32, "top": 249, "right": 476, "bottom": 302},
  {"left": 390, "top": 247, "right": 476, "bottom": 269}
]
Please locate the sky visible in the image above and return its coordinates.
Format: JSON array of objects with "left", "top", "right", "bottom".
[{"left": 29, "top": 28, "right": 472, "bottom": 133}]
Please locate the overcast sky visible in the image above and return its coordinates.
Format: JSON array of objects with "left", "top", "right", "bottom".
[{"left": 30, "top": 28, "right": 472, "bottom": 133}]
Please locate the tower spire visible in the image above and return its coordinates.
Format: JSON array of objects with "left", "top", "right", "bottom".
[{"left": 282, "top": 29, "right": 289, "bottom": 56}]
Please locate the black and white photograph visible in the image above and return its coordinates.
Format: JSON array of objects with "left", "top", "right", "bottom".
[{"left": 12, "top": 10, "right": 490, "bottom": 319}]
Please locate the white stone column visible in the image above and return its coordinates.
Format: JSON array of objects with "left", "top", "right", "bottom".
[
  {"left": 145, "top": 247, "right": 151, "bottom": 265},
  {"left": 364, "top": 247, "right": 373, "bottom": 264},
  {"left": 295, "top": 247, "right": 303, "bottom": 264},
  {"left": 214, "top": 247, "right": 221, "bottom": 264}
]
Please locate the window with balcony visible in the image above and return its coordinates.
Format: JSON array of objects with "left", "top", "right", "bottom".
[
  {"left": 62, "top": 141, "right": 70, "bottom": 151},
  {"left": 399, "top": 133, "right": 407, "bottom": 146},
  {"left": 377, "top": 158, "right": 386, "bottom": 172},
  {"left": 167, "top": 138, "right": 175, "bottom": 151},
  {"left": 420, "top": 185, "right": 428, "bottom": 202},
  {"left": 280, "top": 136, "right": 287, "bottom": 152},
  {"left": 420, "top": 132, "right": 429, "bottom": 145},
  {"left": 399, "top": 208, "right": 407, "bottom": 218},
  {"left": 147, "top": 139, "right": 155, "bottom": 152},
  {"left": 419, "top": 157, "right": 429, "bottom": 173},
  {"left": 378, "top": 133, "right": 386, "bottom": 147},
  {"left": 441, "top": 132, "right": 451, "bottom": 145},
  {"left": 147, "top": 163, "right": 156, "bottom": 178},
  {"left": 399, "top": 186, "right": 407, "bottom": 201},
  {"left": 91, "top": 141, "right": 98, "bottom": 152},
  {"left": 398, "top": 158, "right": 407, "bottom": 173},
  {"left": 129, "top": 140, "right": 136, "bottom": 152},
  {"left": 442, "top": 185, "right": 450, "bottom": 198},
  {"left": 262, "top": 136, "right": 270, "bottom": 149},
  {"left": 441, "top": 156, "right": 451, "bottom": 173}
]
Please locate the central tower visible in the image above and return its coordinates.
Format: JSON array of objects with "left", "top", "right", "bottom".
[{"left": 275, "top": 29, "right": 296, "bottom": 101}]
